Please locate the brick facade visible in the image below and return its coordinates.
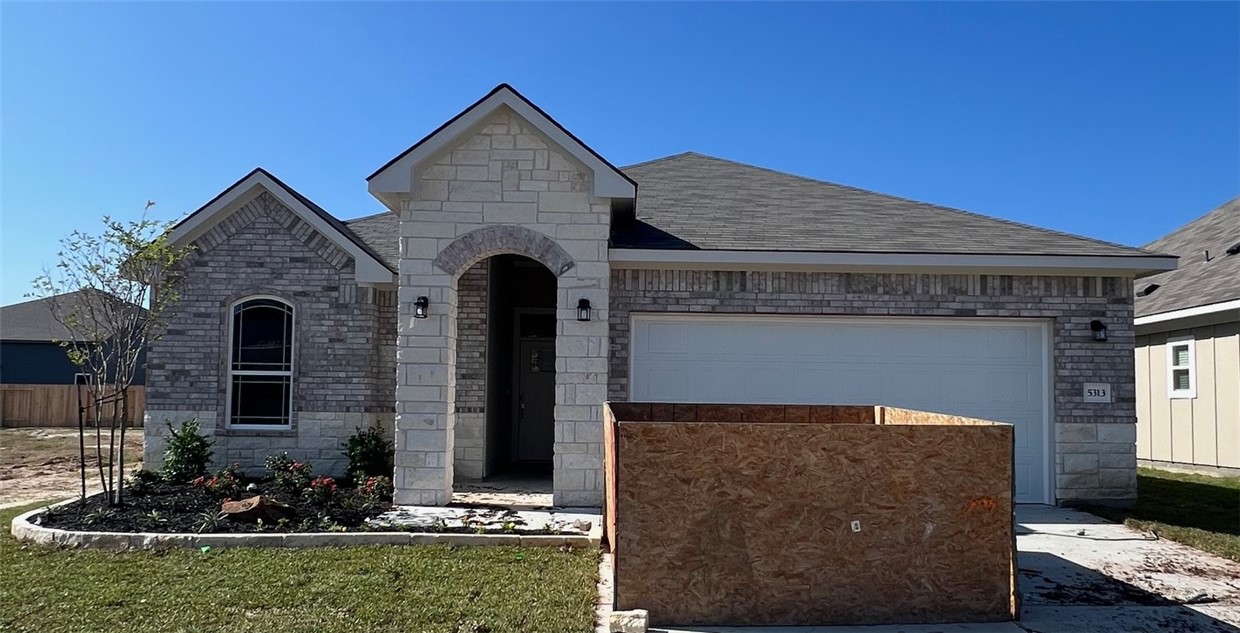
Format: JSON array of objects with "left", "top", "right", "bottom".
[
  {"left": 607, "top": 269, "right": 1138, "bottom": 502},
  {"left": 143, "top": 191, "right": 396, "bottom": 476},
  {"left": 453, "top": 261, "right": 488, "bottom": 479}
]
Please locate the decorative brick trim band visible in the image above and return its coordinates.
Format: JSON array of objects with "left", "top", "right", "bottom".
[
  {"left": 433, "top": 225, "right": 575, "bottom": 277},
  {"left": 10, "top": 500, "right": 600, "bottom": 551}
]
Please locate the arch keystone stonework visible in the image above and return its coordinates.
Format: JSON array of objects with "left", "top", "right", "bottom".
[{"left": 433, "top": 225, "right": 576, "bottom": 278}]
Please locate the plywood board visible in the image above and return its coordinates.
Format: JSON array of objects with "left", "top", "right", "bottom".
[{"left": 606, "top": 403, "right": 1015, "bottom": 627}]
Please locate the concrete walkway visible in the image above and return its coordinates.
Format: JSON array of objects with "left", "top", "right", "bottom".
[{"left": 628, "top": 505, "right": 1240, "bottom": 633}]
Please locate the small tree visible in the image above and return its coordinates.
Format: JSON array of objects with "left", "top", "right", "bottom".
[{"left": 32, "top": 210, "right": 192, "bottom": 506}]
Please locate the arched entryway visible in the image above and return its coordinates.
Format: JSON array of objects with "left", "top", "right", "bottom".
[{"left": 454, "top": 254, "right": 557, "bottom": 481}]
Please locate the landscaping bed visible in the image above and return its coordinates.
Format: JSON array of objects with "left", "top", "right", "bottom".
[
  {"left": 38, "top": 476, "right": 387, "bottom": 534},
  {"left": 31, "top": 422, "right": 586, "bottom": 537},
  {"left": 37, "top": 419, "right": 401, "bottom": 534}
]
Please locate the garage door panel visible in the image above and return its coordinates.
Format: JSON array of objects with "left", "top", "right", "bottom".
[
  {"left": 631, "top": 315, "right": 1050, "bottom": 503},
  {"left": 644, "top": 322, "right": 690, "bottom": 353}
]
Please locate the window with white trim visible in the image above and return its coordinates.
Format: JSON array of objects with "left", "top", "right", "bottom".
[
  {"left": 227, "top": 297, "right": 294, "bottom": 427},
  {"left": 1167, "top": 336, "right": 1196, "bottom": 399}
]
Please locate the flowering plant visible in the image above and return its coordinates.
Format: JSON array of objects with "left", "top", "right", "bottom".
[
  {"left": 355, "top": 475, "right": 394, "bottom": 509},
  {"left": 265, "top": 453, "right": 313, "bottom": 493},
  {"left": 301, "top": 475, "right": 338, "bottom": 507},
  {"left": 191, "top": 463, "right": 243, "bottom": 499}
]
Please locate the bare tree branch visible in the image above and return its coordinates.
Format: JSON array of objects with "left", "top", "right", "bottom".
[{"left": 32, "top": 211, "right": 193, "bottom": 506}]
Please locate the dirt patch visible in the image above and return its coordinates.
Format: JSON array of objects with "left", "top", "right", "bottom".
[
  {"left": 0, "top": 427, "right": 143, "bottom": 507},
  {"left": 1021, "top": 566, "right": 1175, "bottom": 606}
]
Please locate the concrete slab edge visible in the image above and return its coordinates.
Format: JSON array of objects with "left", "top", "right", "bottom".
[{"left": 10, "top": 499, "right": 600, "bottom": 551}]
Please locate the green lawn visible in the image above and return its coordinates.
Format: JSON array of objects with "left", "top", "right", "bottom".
[
  {"left": 0, "top": 503, "right": 600, "bottom": 633},
  {"left": 1082, "top": 467, "right": 1240, "bottom": 563}
]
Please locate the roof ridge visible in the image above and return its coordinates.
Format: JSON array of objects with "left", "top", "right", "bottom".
[
  {"left": 1141, "top": 195, "right": 1240, "bottom": 250},
  {"left": 620, "top": 151, "right": 702, "bottom": 171},
  {"left": 653, "top": 152, "right": 1163, "bottom": 257},
  {"left": 0, "top": 288, "right": 118, "bottom": 311},
  {"left": 343, "top": 210, "right": 391, "bottom": 224}
]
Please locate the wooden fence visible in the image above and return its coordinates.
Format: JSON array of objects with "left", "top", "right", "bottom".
[{"left": 0, "top": 385, "right": 146, "bottom": 428}]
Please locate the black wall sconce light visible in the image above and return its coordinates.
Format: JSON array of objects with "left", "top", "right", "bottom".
[
  {"left": 1090, "top": 320, "right": 1107, "bottom": 342},
  {"left": 577, "top": 298, "right": 592, "bottom": 322},
  {"left": 413, "top": 296, "right": 429, "bottom": 319}
]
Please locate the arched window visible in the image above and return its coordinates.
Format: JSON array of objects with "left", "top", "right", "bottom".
[{"left": 227, "top": 297, "right": 294, "bottom": 427}]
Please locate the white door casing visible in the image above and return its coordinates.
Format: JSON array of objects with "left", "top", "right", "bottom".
[{"left": 629, "top": 314, "right": 1053, "bottom": 504}]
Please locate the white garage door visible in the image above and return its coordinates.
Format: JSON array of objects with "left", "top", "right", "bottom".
[{"left": 630, "top": 315, "right": 1051, "bottom": 503}]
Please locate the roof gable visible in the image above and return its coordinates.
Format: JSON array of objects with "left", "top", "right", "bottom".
[
  {"left": 616, "top": 153, "right": 1171, "bottom": 261},
  {"left": 168, "top": 169, "right": 396, "bottom": 286},
  {"left": 367, "top": 84, "right": 636, "bottom": 210},
  {"left": 1135, "top": 197, "right": 1240, "bottom": 317}
]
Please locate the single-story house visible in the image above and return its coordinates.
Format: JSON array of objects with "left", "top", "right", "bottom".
[
  {"left": 0, "top": 290, "right": 147, "bottom": 426},
  {"left": 142, "top": 84, "right": 1177, "bottom": 507},
  {"left": 1134, "top": 197, "right": 1239, "bottom": 475}
]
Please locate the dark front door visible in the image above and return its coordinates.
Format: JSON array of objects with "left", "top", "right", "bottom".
[{"left": 514, "top": 339, "right": 555, "bottom": 463}]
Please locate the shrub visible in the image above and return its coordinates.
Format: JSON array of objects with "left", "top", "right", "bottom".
[
  {"left": 265, "top": 453, "right": 313, "bottom": 494},
  {"left": 301, "top": 476, "right": 339, "bottom": 508},
  {"left": 126, "top": 469, "right": 163, "bottom": 496},
  {"left": 191, "top": 463, "right": 244, "bottom": 499},
  {"left": 162, "top": 420, "right": 213, "bottom": 483},
  {"left": 355, "top": 475, "right": 394, "bottom": 510},
  {"left": 342, "top": 426, "right": 394, "bottom": 481}
]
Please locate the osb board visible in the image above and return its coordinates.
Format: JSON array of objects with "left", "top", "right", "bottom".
[
  {"left": 606, "top": 402, "right": 875, "bottom": 424},
  {"left": 603, "top": 405, "right": 619, "bottom": 553},
  {"left": 612, "top": 421, "right": 1015, "bottom": 626},
  {"left": 881, "top": 406, "right": 996, "bottom": 427}
]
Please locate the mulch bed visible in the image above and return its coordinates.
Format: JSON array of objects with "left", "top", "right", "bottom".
[{"left": 38, "top": 479, "right": 388, "bottom": 534}]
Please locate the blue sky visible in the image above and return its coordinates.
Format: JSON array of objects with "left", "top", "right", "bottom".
[{"left": 2, "top": 2, "right": 1237, "bottom": 305}]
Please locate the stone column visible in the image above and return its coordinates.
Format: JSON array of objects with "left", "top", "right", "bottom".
[
  {"left": 394, "top": 215, "right": 458, "bottom": 506},
  {"left": 551, "top": 201, "right": 612, "bottom": 507}
]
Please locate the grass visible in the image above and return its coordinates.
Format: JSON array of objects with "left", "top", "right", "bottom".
[
  {"left": 0, "top": 502, "right": 600, "bottom": 633},
  {"left": 1082, "top": 467, "right": 1240, "bottom": 563}
]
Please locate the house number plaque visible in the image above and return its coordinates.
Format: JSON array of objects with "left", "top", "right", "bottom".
[{"left": 1083, "top": 383, "right": 1112, "bottom": 403}]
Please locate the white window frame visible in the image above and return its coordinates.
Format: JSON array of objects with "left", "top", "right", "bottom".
[
  {"left": 1166, "top": 335, "right": 1196, "bottom": 399},
  {"left": 225, "top": 295, "right": 295, "bottom": 429}
]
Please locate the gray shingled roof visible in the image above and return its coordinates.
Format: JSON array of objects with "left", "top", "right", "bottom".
[
  {"left": 344, "top": 151, "right": 1170, "bottom": 268},
  {"left": 345, "top": 212, "right": 400, "bottom": 268},
  {"left": 614, "top": 153, "right": 1162, "bottom": 257},
  {"left": 0, "top": 290, "right": 147, "bottom": 342},
  {"left": 1135, "top": 197, "right": 1240, "bottom": 317}
]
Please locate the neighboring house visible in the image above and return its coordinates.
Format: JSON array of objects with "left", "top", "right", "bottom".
[
  {"left": 1134, "top": 198, "right": 1239, "bottom": 475},
  {"left": 0, "top": 290, "right": 147, "bottom": 426},
  {"left": 142, "top": 84, "right": 1176, "bottom": 507}
]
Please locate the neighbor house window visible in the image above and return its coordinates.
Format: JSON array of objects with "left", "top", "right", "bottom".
[
  {"left": 227, "top": 297, "right": 294, "bottom": 427},
  {"left": 1167, "top": 336, "right": 1195, "bottom": 399}
]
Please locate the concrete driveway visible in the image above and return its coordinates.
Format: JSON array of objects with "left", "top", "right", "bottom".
[{"left": 642, "top": 505, "right": 1240, "bottom": 633}]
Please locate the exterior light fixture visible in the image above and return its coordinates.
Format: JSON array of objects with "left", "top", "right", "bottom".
[
  {"left": 413, "top": 296, "right": 429, "bottom": 319},
  {"left": 1090, "top": 320, "right": 1107, "bottom": 342},
  {"left": 577, "top": 298, "right": 592, "bottom": 322}
]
